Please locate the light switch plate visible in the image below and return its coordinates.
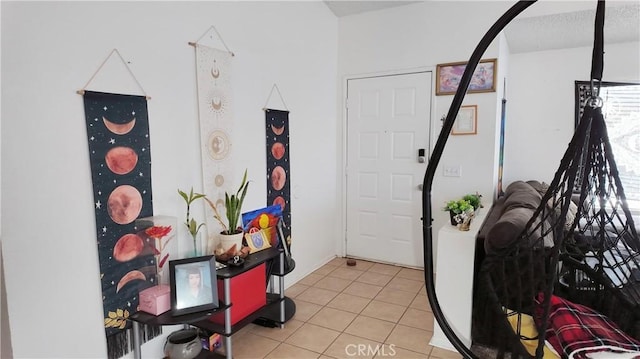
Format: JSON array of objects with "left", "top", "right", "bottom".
[{"left": 443, "top": 165, "right": 461, "bottom": 177}]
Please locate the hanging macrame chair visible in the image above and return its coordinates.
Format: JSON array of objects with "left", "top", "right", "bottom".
[{"left": 422, "top": 1, "right": 640, "bottom": 358}]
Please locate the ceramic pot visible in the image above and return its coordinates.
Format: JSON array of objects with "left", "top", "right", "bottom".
[
  {"left": 164, "top": 328, "right": 202, "bottom": 359},
  {"left": 449, "top": 211, "right": 458, "bottom": 226},
  {"left": 220, "top": 232, "right": 244, "bottom": 253}
]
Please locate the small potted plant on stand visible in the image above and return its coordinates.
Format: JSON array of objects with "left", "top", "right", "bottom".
[
  {"left": 444, "top": 199, "right": 473, "bottom": 226},
  {"left": 205, "top": 169, "right": 250, "bottom": 256},
  {"left": 178, "top": 187, "right": 206, "bottom": 257},
  {"left": 463, "top": 193, "right": 483, "bottom": 213}
]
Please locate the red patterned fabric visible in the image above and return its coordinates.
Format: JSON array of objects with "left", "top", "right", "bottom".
[{"left": 536, "top": 293, "right": 640, "bottom": 358}]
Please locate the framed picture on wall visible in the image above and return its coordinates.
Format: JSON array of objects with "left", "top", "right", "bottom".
[
  {"left": 436, "top": 59, "right": 497, "bottom": 95},
  {"left": 169, "top": 255, "right": 218, "bottom": 316},
  {"left": 452, "top": 105, "right": 478, "bottom": 135}
]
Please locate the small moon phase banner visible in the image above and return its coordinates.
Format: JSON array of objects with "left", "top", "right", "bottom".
[
  {"left": 82, "top": 91, "right": 159, "bottom": 359},
  {"left": 265, "top": 109, "right": 292, "bottom": 247}
]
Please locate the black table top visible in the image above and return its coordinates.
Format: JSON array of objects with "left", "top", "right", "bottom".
[
  {"left": 215, "top": 247, "right": 282, "bottom": 279},
  {"left": 130, "top": 303, "right": 229, "bottom": 326}
]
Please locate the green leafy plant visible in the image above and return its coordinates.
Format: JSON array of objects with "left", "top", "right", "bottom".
[
  {"left": 205, "top": 169, "right": 250, "bottom": 235},
  {"left": 463, "top": 193, "right": 483, "bottom": 210},
  {"left": 178, "top": 187, "right": 206, "bottom": 255},
  {"left": 444, "top": 199, "right": 473, "bottom": 214}
]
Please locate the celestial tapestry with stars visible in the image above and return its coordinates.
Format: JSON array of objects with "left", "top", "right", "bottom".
[
  {"left": 195, "top": 44, "right": 236, "bottom": 252},
  {"left": 83, "top": 91, "right": 160, "bottom": 359},
  {"left": 265, "top": 109, "right": 292, "bottom": 248}
]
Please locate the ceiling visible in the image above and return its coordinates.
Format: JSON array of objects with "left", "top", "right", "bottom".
[
  {"left": 323, "top": 1, "right": 640, "bottom": 54},
  {"left": 324, "top": 1, "right": 419, "bottom": 17}
]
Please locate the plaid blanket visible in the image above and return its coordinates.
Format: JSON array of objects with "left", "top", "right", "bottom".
[{"left": 536, "top": 293, "right": 640, "bottom": 359}]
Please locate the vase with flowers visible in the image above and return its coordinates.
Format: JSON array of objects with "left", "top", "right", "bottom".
[
  {"left": 144, "top": 225, "right": 174, "bottom": 284},
  {"left": 205, "top": 169, "right": 250, "bottom": 255},
  {"left": 178, "top": 187, "right": 206, "bottom": 257}
]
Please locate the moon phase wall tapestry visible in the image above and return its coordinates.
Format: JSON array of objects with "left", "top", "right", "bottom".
[
  {"left": 265, "top": 109, "right": 292, "bottom": 248},
  {"left": 195, "top": 44, "right": 235, "bottom": 251},
  {"left": 83, "top": 91, "right": 160, "bottom": 359}
]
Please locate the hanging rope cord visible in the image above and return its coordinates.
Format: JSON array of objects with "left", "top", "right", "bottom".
[{"left": 421, "top": 1, "right": 606, "bottom": 357}]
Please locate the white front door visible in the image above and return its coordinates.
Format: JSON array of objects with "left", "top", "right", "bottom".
[{"left": 345, "top": 72, "right": 432, "bottom": 268}]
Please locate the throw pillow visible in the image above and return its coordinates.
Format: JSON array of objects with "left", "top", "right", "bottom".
[
  {"left": 535, "top": 293, "right": 640, "bottom": 359},
  {"left": 486, "top": 207, "right": 535, "bottom": 253}
]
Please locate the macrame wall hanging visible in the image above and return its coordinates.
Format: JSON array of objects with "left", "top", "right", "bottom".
[
  {"left": 263, "top": 84, "right": 293, "bottom": 248},
  {"left": 79, "top": 49, "right": 160, "bottom": 359},
  {"left": 191, "top": 26, "right": 236, "bottom": 253}
]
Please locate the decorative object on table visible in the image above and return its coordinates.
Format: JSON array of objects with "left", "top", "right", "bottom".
[
  {"left": 435, "top": 58, "right": 496, "bottom": 95},
  {"left": 264, "top": 104, "right": 293, "bottom": 252},
  {"left": 244, "top": 229, "right": 272, "bottom": 254},
  {"left": 205, "top": 169, "right": 249, "bottom": 254},
  {"left": 226, "top": 255, "right": 245, "bottom": 267},
  {"left": 190, "top": 26, "right": 238, "bottom": 254},
  {"left": 243, "top": 205, "right": 294, "bottom": 271},
  {"left": 136, "top": 215, "right": 177, "bottom": 285},
  {"left": 214, "top": 246, "right": 249, "bottom": 263},
  {"left": 451, "top": 105, "right": 478, "bottom": 135},
  {"left": 164, "top": 328, "right": 202, "bottom": 359},
  {"left": 80, "top": 51, "right": 160, "bottom": 358},
  {"left": 202, "top": 332, "right": 222, "bottom": 352},
  {"left": 463, "top": 193, "right": 483, "bottom": 211},
  {"left": 138, "top": 284, "right": 171, "bottom": 316},
  {"left": 445, "top": 193, "right": 481, "bottom": 227},
  {"left": 242, "top": 205, "right": 282, "bottom": 247},
  {"left": 445, "top": 198, "right": 473, "bottom": 226},
  {"left": 169, "top": 255, "right": 219, "bottom": 316},
  {"left": 459, "top": 211, "right": 476, "bottom": 232},
  {"left": 178, "top": 188, "right": 206, "bottom": 257},
  {"left": 276, "top": 217, "right": 295, "bottom": 272}
]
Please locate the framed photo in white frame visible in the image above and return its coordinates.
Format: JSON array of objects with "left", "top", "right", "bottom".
[{"left": 452, "top": 105, "right": 477, "bottom": 135}]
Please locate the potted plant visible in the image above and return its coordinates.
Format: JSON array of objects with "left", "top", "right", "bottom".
[
  {"left": 178, "top": 187, "right": 206, "bottom": 256},
  {"left": 205, "top": 169, "right": 249, "bottom": 254},
  {"left": 444, "top": 198, "right": 473, "bottom": 226},
  {"left": 463, "top": 193, "right": 483, "bottom": 211}
]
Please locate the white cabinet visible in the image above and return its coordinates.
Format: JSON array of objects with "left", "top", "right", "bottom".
[{"left": 429, "top": 210, "right": 486, "bottom": 351}]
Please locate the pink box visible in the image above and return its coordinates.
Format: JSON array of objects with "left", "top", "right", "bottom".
[{"left": 139, "top": 284, "right": 171, "bottom": 315}]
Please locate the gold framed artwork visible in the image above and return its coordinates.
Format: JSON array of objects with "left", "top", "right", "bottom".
[
  {"left": 452, "top": 105, "right": 478, "bottom": 135},
  {"left": 436, "top": 58, "right": 497, "bottom": 96},
  {"left": 244, "top": 229, "right": 272, "bottom": 254}
]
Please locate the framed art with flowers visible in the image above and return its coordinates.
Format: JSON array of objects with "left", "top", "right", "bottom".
[{"left": 436, "top": 58, "right": 497, "bottom": 95}]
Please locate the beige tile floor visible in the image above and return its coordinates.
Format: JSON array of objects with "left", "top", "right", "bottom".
[{"left": 225, "top": 257, "right": 463, "bottom": 359}]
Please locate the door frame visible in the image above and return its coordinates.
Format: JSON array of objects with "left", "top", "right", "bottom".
[{"left": 339, "top": 67, "right": 437, "bottom": 260}]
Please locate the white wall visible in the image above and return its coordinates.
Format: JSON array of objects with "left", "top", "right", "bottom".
[
  {"left": 336, "top": 1, "right": 640, "bottom": 260},
  {"left": 1, "top": 2, "right": 337, "bottom": 358},
  {"left": 505, "top": 41, "right": 640, "bottom": 185},
  {"left": 337, "top": 1, "right": 513, "bottom": 255}
]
